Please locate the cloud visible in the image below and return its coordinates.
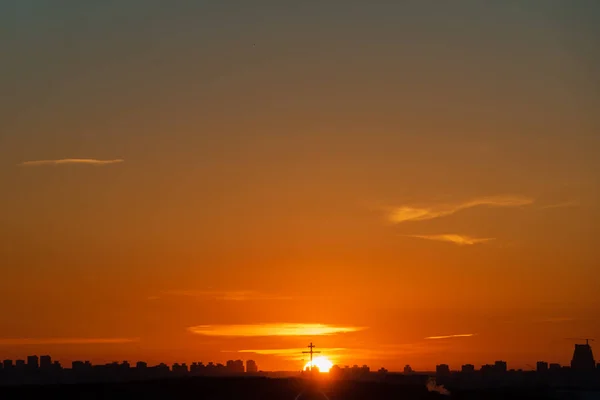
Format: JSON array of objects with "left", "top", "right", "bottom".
[
  {"left": 424, "top": 334, "right": 476, "bottom": 340},
  {"left": 188, "top": 323, "right": 366, "bottom": 337},
  {"left": 406, "top": 234, "right": 494, "bottom": 246},
  {"left": 19, "top": 159, "right": 124, "bottom": 167},
  {"left": 231, "top": 348, "right": 347, "bottom": 360},
  {"left": 541, "top": 200, "right": 579, "bottom": 210},
  {"left": 536, "top": 317, "right": 576, "bottom": 323},
  {"left": 389, "top": 195, "right": 534, "bottom": 223},
  {"left": 162, "top": 290, "right": 292, "bottom": 301},
  {"left": 0, "top": 338, "right": 139, "bottom": 346}
]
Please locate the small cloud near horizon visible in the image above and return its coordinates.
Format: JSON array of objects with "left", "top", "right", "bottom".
[
  {"left": 0, "top": 338, "right": 139, "bottom": 346},
  {"left": 19, "top": 158, "right": 124, "bottom": 167},
  {"left": 162, "top": 290, "right": 293, "bottom": 301},
  {"left": 188, "top": 323, "right": 365, "bottom": 337},
  {"left": 425, "top": 334, "right": 477, "bottom": 340},
  {"left": 541, "top": 200, "right": 580, "bottom": 210},
  {"left": 536, "top": 317, "right": 576, "bottom": 323},
  {"left": 406, "top": 234, "right": 494, "bottom": 246},
  {"left": 230, "top": 348, "right": 347, "bottom": 360},
  {"left": 389, "top": 195, "right": 533, "bottom": 223}
]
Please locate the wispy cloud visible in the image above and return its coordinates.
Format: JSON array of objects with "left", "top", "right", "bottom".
[
  {"left": 230, "top": 348, "right": 347, "bottom": 360},
  {"left": 162, "top": 290, "right": 292, "bottom": 301},
  {"left": 389, "top": 195, "right": 533, "bottom": 223},
  {"left": 188, "top": 323, "right": 365, "bottom": 337},
  {"left": 536, "top": 317, "right": 576, "bottom": 324},
  {"left": 19, "top": 159, "right": 124, "bottom": 167},
  {"left": 541, "top": 200, "right": 579, "bottom": 210},
  {"left": 406, "top": 234, "right": 494, "bottom": 246},
  {"left": 424, "top": 334, "right": 476, "bottom": 340},
  {"left": 0, "top": 338, "right": 139, "bottom": 346}
]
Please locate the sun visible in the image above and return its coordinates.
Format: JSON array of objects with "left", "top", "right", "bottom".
[{"left": 303, "top": 356, "right": 333, "bottom": 373}]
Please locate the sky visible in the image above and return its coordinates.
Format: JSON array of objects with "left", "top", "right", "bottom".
[{"left": 1, "top": 1, "right": 599, "bottom": 371}]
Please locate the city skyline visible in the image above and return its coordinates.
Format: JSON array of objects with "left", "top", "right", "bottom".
[
  {"left": 1, "top": 1, "right": 599, "bottom": 373},
  {"left": 1, "top": 340, "right": 597, "bottom": 374}
]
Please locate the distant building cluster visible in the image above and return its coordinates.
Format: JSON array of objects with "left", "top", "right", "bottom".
[
  {"left": 327, "top": 364, "right": 371, "bottom": 380},
  {"left": 0, "top": 356, "right": 259, "bottom": 386},
  {"left": 432, "top": 342, "right": 599, "bottom": 389}
]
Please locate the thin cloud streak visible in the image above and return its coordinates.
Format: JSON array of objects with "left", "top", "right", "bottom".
[
  {"left": 425, "top": 334, "right": 476, "bottom": 340},
  {"left": 19, "top": 159, "right": 124, "bottom": 167},
  {"left": 541, "top": 200, "right": 579, "bottom": 210},
  {"left": 406, "top": 234, "right": 494, "bottom": 246},
  {"left": 389, "top": 195, "right": 533, "bottom": 223},
  {"left": 0, "top": 338, "right": 139, "bottom": 346},
  {"left": 536, "top": 317, "right": 576, "bottom": 323},
  {"left": 163, "top": 290, "right": 292, "bottom": 301},
  {"left": 231, "top": 348, "right": 347, "bottom": 360},
  {"left": 188, "top": 324, "right": 365, "bottom": 337}
]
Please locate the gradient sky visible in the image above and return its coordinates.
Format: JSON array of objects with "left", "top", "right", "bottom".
[{"left": 1, "top": 1, "right": 599, "bottom": 371}]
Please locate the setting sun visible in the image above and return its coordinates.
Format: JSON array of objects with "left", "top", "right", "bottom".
[{"left": 304, "top": 356, "right": 333, "bottom": 373}]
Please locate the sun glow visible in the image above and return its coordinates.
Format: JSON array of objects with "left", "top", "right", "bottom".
[{"left": 303, "top": 356, "right": 333, "bottom": 373}]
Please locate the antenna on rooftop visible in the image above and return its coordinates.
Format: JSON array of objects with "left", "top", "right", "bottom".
[{"left": 566, "top": 338, "right": 595, "bottom": 346}]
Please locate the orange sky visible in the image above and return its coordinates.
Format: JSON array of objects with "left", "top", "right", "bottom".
[{"left": 1, "top": 2, "right": 599, "bottom": 371}]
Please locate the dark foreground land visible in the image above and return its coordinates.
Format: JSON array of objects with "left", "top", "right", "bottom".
[{"left": 0, "top": 377, "right": 596, "bottom": 399}]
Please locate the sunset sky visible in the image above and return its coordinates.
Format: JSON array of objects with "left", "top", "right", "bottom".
[{"left": 1, "top": 1, "right": 599, "bottom": 371}]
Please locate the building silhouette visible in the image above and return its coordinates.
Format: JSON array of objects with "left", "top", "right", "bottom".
[
  {"left": 536, "top": 361, "right": 548, "bottom": 373},
  {"left": 226, "top": 360, "right": 244, "bottom": 374},
  {"left": 494, "top": 360, "right": 507, "bottom": 373},
  {"left": 27, "top": 355, "right": 39, "bottom": 371},
  {"left": 246, "top": 360, "right": 258, "bottom": 373},
  {"left": 436, "top": 364, "right": 450, "bottom": 378},
  {"left": 40, "top": 355, "right": 52, "bottom": 370},
  {"left": 571, "top": 342, "right": 596, "bottom": 371},
  {"left": 172, "top": 363, "right": 188, "bottom": 375},
  {"left": 549, "top": 363, "right": 561, "bottom": 371},
  {"left": 461, "top": 364, "right": 475, "bottom": 373}
]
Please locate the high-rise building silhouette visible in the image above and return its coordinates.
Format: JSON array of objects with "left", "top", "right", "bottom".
[
  {"left": 172, "top": 363, "right": 188, "bottom": 374},
  {"left": 494, "top": 361, "right": 507, "bottom": 373},
  {"left": 16, "top": 360, "right": 25, "bottom": 369},
  {"left": 571, "top": 342, "right": 596, "bottom": 371},
  {"left": 549, "top": 363, "right": 561, "bottom": 371},
  {"left": 40, "top": 355, "right": 52, "bottom": 370},
  {"left": 436, "top": 364, "right": 450, "bottom": 377},
  {"left": 27, "top": 355, "right": 39, "bottom": 370},
  {"left": 3, "top": 360, "right": 13, "bottom": 369},
  {"left": 461, "top": 364, "right": 475, "bottom": 373},
  {"left": 536, "top": 361, "right": 548, "bottom": 372},
  {"left": 246, "top": 360, "right": 258, "bottom": 373},
  {"left": 226, "top": 360, "right": 244, "bottom": 374}
]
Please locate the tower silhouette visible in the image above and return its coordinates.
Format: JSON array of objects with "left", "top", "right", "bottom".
[
  {"left": 302, "top": 342, "right": 321, "bottom": 374},
  {"left": 571, "top": 339, "right": 596, "bottom": 371}
]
